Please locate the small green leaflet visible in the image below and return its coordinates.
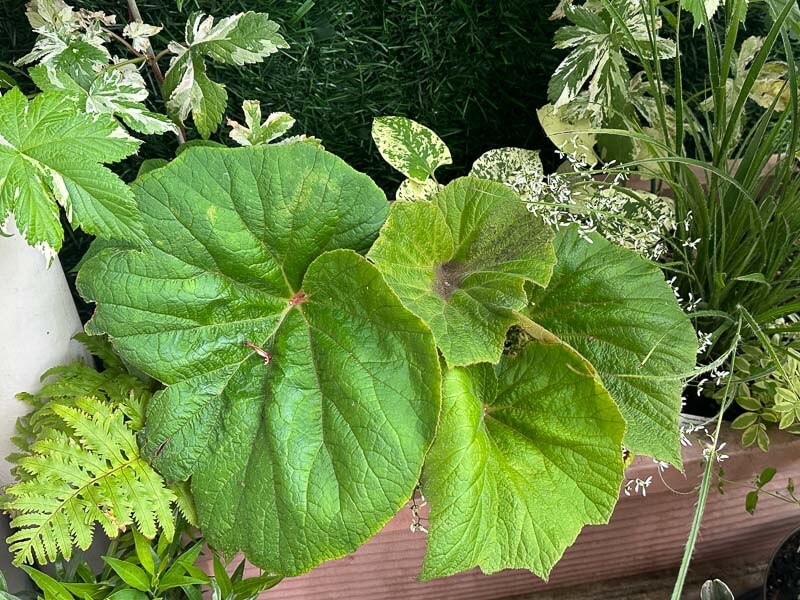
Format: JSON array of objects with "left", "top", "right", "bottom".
[
  {"left": 421, "top": 340, "right": 625, "bottom": 580},
  {"left": 682, "top": 0, "right": 722, "bottom": 26},
  {"left": 0, "top": 88, "right": 142, "bottom": 258},
  {"left": 31, "top": 63, "right": 178, "bottom": 136},
  {"left": 227, "top": 99, "right": 298, "bottom": 146},
  {"left": 526, "top": 226, "right": 697, "bottom": 465},
  {"left": 103, "top": 556, "right": 151, "bottom": 591},
  {"left": 368, "top": 176, "right": 555, "bottom": 366},
  {"left": 77, "top": 144, "right": 441, "bottom": 577},
  {"left": 372, "top": 116, "right": 452, "bottom": 182},
  {"left": 163, "top": 12, "right": 288, "bottom": 138}
]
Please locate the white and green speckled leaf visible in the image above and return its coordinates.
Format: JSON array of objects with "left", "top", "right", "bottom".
[
  {"left": 0, "top": 88, "right": 142, "bottom": 259},
  {"left": 395, "top": 177, "right": 442, "bottom": 202},
  {"left": 525, "top": 226, "right": 697, "bottom": 465},
  {"left": 470, "top": 147, "right": 544, "bottom": 202},
  {"left": 372, "top": 116, "right": 452, "bottom": 181},
  {"left": 421, "top": 339, "right": 625, "bottom": 580},
  {"left": 77, "top": 143, "right": 441, "bottom": 577},
  {"left": 368, "top": 176, "right": 555, "bottom": 366}
]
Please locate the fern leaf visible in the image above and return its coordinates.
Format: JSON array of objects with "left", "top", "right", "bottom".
[
  {"left": 10, "top": 338, "right": 157, "bottom": 480},
  {"left": 3, "top": 397, "right": 176, "bottom": 566},
  {"left": 171, "top": 481, "right": 199, "bottom": 528}
]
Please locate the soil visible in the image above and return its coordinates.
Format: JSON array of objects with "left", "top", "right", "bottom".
[
  {"left": 766, "top": 528, "right": 800, "bottom": 599},
  {"left": 682, "top": 382, "right": 721, "bottom": 419}
]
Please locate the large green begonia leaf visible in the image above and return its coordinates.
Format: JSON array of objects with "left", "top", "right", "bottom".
[
  {"left": 420, "top": 339, "right": 625, "bottom": 580},
  {"left": 526, "top": 226, "right": 697, "bottom": 465},
  {"left": 368, "top": 176, "right": 555, "bottom": 366},
  {"left": 77, "top": 144, "right": 442, "bottom": 576}
]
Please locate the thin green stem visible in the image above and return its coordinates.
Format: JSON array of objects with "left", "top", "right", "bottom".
[
  {"left": 671, "top": 318, "right": 741, "bottom": 599},
  {"left": 719, "top": 478, "right": 800, "bottom": 508},
  {"left": 104, "top": 56, "right": 148, "bottom": 71}
]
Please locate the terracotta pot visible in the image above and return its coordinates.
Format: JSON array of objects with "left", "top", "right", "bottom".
[
  {"left": 209, "top": 427, "right": 800, "bottom": 599},
  {"left": 0, "top": 219, "right": 91, "bottom": 486}
]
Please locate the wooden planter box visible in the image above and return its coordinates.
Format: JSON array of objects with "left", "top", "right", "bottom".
[{"left": 226, "top": 427, "right": 800, "bottom": 599}]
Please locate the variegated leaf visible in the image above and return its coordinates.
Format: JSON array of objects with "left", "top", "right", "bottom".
[
  {"left": 372, "top": 116, "right": 452, "bottom": 182},
  {"left": 228, "top": 100, "right": 296, "bottom": 146},
  {"left": 163, "top": 12, "right": 287, "bottom": 137}
]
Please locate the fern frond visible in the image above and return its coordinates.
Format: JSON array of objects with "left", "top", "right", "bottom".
[
  {"left": 10, "top": 336, "right": 156, "bottom": 479},
  {"left": 3, "top": 397, "right": 176, "bottom": 566}
]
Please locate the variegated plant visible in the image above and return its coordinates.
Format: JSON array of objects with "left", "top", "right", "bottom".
[
  {"left": 162, "top": 12, "right": 287, "bottom": 138},
  {"left": 371, "top": 116, "right": 452, "bottom": 201},
  {"left": 542, "top": 0, "right": 800, "bottom": 163},
  {"left": 372, "top": 116, "right": 675, "bottom": 260},
  {"left": 2, "top": 0, "right": 289, "bottom": 258},
  {"left": 227, "top": 99, "right": 320, "bottom": 148}
]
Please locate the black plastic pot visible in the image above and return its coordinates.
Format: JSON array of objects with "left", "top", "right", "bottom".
[{"left": 764, "top": 525, "right": 800, "bottom": 599}]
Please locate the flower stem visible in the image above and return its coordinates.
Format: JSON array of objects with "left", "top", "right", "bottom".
[{"left": 670, "top": 318, "right": 742, "bottom": 599}]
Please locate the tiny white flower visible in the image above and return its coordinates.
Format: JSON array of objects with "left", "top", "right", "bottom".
[
  {"left": 652, "top": 459, "right": 670, "bottom": 473},
  {"left": 682, "top": 237, "right": 702, "bottom": 250}
]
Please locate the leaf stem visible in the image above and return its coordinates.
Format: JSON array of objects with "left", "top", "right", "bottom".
[
  {"left": 104, "top": 56, "right": 148, "bottom": 71},
  {"left": 103, "top": 28, "right": 141, "bottom": 58},
  {"left": 125, "top": 0, "right": 186, "bottom": 143}
]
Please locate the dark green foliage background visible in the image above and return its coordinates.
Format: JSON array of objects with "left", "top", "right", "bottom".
[{"left": 1, "top": 0, "right": 565, "bottom": 186}]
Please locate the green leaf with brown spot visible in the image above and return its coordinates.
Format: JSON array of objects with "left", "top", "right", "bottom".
[{"left": 368, "top": 176, "right": 555, "bottom": 366}]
